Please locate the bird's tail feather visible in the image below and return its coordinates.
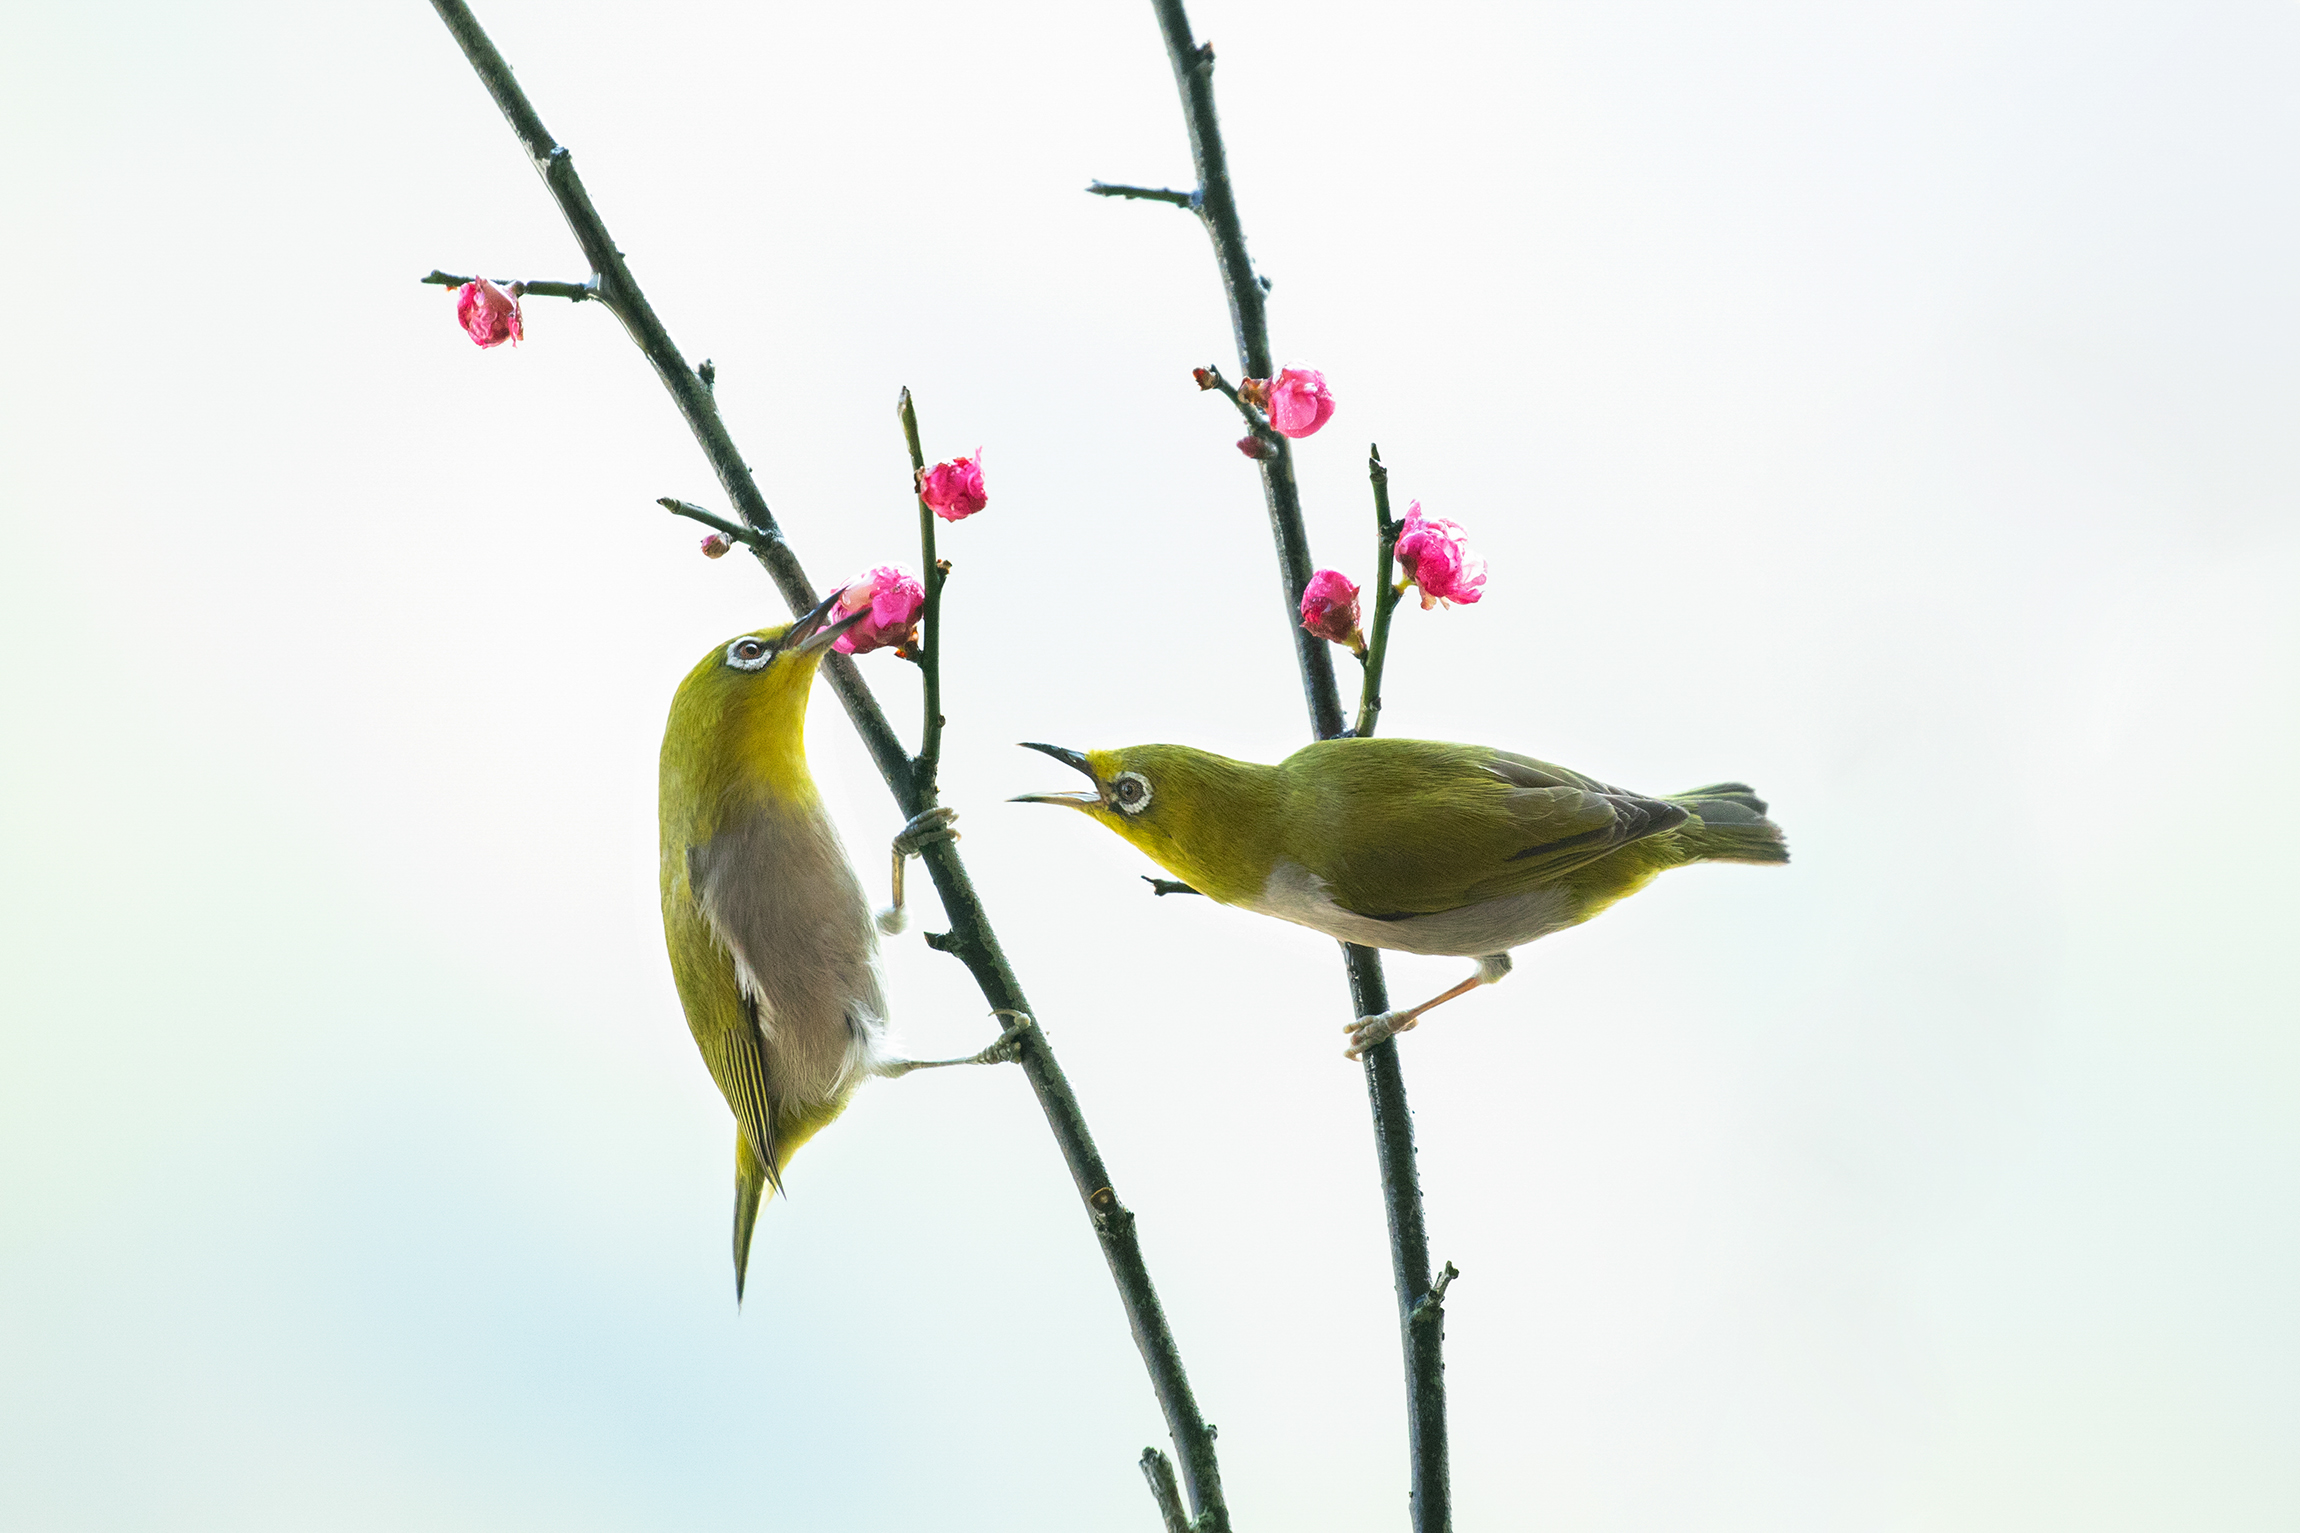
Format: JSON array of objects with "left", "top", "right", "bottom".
[
  {"left": 733, "top": 1131, "right": 776, "bottom": 1303},
  {"left": 1668, "top": 782, "right": 1790, "bottom": 864}
]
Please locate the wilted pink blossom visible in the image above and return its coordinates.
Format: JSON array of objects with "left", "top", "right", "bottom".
[
  {"left": 455, "top": 277, "right": 522, "bottom": 349},
  {"left": 1299, "top": 569, "right": 1365, "bottom": 652},
  {"left": 1393, "top": 502, "right": 1486, "bottom": 609},
  {"left": 700, "top": 533, "right": 733, "bottom": 559},
  {"left": 1264, "top": 367, "right": 1334, "bottom": 439},
  {"left": 919, "top": 452, "right": 987, "bottom": 522},
  {"left": 1236, "top": 435, "right": 1275, "bottom": 461},
  {"left": 831, "top": 565, "right": 926, "bottom": 655}
]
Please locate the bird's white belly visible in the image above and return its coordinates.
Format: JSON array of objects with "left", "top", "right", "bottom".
[{"left": 1246, "top": 860, "right": 1579, "bottom": 958}]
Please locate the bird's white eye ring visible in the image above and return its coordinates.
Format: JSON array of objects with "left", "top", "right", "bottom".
[
  {"left": 725, "top": 637, "right": 773, "bottom": 671},
  {"left": 1110, "top": 771, "right": 1152, "bottom": 815}
]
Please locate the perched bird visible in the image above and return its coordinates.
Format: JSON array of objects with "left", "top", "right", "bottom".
[
  {"left": 659, "top": 593, "right": 994, "bottom": 1299},
  {"left": 1015, "top": 738, "right": 1786, "bottom": 1057}
]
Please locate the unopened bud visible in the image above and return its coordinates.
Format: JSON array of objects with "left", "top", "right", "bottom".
[
  {"left": 700, "top": 533, "right": 733, "bottom": 558},
  {"left": 1192, "top": 367, "right": 1219, "bottom": 391},
  {"left": 1237, "top": 435, "right": 1275, "bottom": 460}
]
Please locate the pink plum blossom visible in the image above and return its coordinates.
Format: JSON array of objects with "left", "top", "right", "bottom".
[
  {"left": 699, "top": 534, "right": 733, "bottom": 559},
  {"left": 919, "top": 452, "right": 987, "bottom": 521},
  {"left": 1393, "top": 502, "right": 1486, "bottom": 610},
  {"left": 831, "top": 565, "right": 926, "bottom": 655},
  {"left": 1264, "top": 367, "right": 1334, "bottom": 439},
  {"left": 455, "top": 277, "right": 522, "bottom": 349},
  {"left": 1299, "top": 569, "right": 1365, "bottom": 653}
]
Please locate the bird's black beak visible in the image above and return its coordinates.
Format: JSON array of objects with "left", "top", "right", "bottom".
[
  {"left": 787, "top": 590, "right": 871, "bottom": 654},
  {"left": 1012, "top": 742, "right": 1102, "bottom": 808}
]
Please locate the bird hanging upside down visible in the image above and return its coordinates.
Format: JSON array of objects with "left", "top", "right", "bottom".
[
  {"left": 659, "top": 592, "right": 1020, "bottom": 1301},
  {"left": 1015, "top": 738, "right": 1786, "bottom": 1058}
]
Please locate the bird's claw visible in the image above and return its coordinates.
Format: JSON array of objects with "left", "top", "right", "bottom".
[
  {"left": 892, "top": 806, "right": 960, "bottom": 858},
  {"left": 1343, "top": 1009, "right": 1417, "bottom": 1061}
]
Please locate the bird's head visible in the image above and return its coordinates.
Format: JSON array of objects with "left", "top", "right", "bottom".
[
  {"left": 664, "top": 592, "right": 871, "bottom": 805},
  {"left": 1012, "top": 742, "right": 1276, "bottom": 900}
]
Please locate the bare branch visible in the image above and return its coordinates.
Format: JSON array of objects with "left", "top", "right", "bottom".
[
  {"left": 1121, "top": 2, "right": 1453, "bottom": 1527},
  {"left": 422, "top": 4, "right": 1231, "bottom": 1523}
]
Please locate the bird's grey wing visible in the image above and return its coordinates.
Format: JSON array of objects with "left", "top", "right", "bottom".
[{"left": 689, "top": 809, "right": 885, "bottom": 1111}]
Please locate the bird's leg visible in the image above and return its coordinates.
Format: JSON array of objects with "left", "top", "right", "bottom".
[
  {"left": 876, "top": 806, "right": 961, "bottom": 935},
  {"left": 874, "top": 1011, "right": 1034, "bottom": 1078},
  {"left": 1344, "top": 954, "right": 1513, "bottom": 1060}
]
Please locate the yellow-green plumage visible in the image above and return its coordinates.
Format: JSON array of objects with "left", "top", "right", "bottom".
[
  {"left": 1018, "top": 737, "right": 1784, "bottom": 1045},
  {"left": 660, "top": 609, "right": 884, "bottom": 1299}
]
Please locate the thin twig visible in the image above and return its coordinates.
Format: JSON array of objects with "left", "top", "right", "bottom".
[
  {"left": 897, "top": 388, "right": 945, "bottom": 795},
  {"left": 1142, "top": 877, "right": 1204, "bottom": 898},
  {"left": 1117, "top": 3, "right": 1452, "bottom": 1528},
  {"left": 1352, "top": 446, "right": 1403, "bottom": 740},
  {"left": 1192, "top": 363, "right": 1275, "bottom": 443},
  {"left": 658, "top": 496, "right": 767, "bottom": 549},
  {"left": 1090, "top": 181, "right": 1200, "bottom": 208},
  {"left": 1140, "top": 1447, "right": 1192, "bottom": 1533},
  {"left": 419, "top": 268, "right": 594, "bottom": 301},
  {"left": 421, "top": 5, "right": 1230, "bottom": 1527}
]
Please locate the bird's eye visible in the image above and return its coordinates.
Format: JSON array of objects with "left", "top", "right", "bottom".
[
  {"left": 1110, "top": 771, "right": 1152, "bottom": 815},
  {"left": 725, "top": 637, "right": 773, "bottom": 671}
]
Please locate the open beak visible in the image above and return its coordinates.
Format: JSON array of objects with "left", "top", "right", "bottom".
[
  {"left": 1011, "top": 742, "right": 1102, "bottom": 808},
  {"left": 788, "top": 589, "right": 871, "bottom": 654}
]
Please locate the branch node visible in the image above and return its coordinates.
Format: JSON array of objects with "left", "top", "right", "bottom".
[
  {"left": 1408, "top": 1261, "right": 1460, "bottom": 1325},
  {"left": 698, "top": 358, "right": 715, "bottom": 395}
]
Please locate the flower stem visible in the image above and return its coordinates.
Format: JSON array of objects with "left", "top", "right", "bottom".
[
  {"left": 1353, "top": 445, "right": 1403, "bottom": 741},
  {"left": 419, "top": 269, "right": 594, "bottom": 302},
  {"left": 422, "top": 3, "right": 1230, "bottom": 1520},
  {"left": 898, "top": 388, "right": 944, "bottom": 796},
  {"left": 1118, "top": 3, "right": 1452, "bottom": 1527}
]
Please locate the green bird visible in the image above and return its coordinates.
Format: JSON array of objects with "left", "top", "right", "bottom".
[
  {"left": 1015, "top": 738, "right": 1786, "bottom": 1057},
  {"left": 659, "top": 593, "right": 1007, "bottom": 1300}
]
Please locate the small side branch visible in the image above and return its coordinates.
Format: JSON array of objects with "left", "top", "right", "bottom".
[
  {"left": 1352, "top": 445, "right": 1404, "bottom": 741},
  {"left": 1140, "top": 1447, "right": 1192, "bottom": 1533},
  {"left": 419, "top": 268, "right": 595, "bottom": 302},
  {"left": 659, "top": 496, "right": 770, "bottom": 550},
  {"left": 1089, "top": 180, "right": 1201, "bottom": 208}
]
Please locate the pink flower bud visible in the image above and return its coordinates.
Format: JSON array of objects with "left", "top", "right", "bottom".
[
  {"left": 831, "top": 565, "right": 927, "bottom": 655},
  {"left": 1236, "top": 435, "right": 1275, "bottom": 460},
  {"left": 1394, "top": 502, "right": 1486, "bottom": 609},
  {"left": 1264, "top": 367, "right": 1334, "bottom": 439},
  {"left": 1299, "top": 569, "right": 1365, "bottom": 652},
  {"left": 1192, "top": 367, "right": 1220, "bottom": 391},
  {"left": 918, "top": 451, "right": 988, "bottom": 522},
  {"left": 700, "top": 533, "right": 733, "bottom": 559},
  {"left": 455, "top": 278, "right": 522, "bottom": 349}
]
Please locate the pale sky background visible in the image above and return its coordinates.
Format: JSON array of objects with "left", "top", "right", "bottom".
[{"left": 4, "top": 1, "right": 2297, "bottom": 1528}]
